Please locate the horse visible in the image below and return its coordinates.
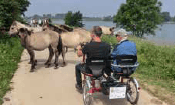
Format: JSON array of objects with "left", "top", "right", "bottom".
[
  {"left": 9, "top": 21, "right": 43, "bottom": 36},
  {"left": 8, "top": 27, "right": 65, "bottom": 72},
  {"left": 99, "top": 26, "right": 115, "bottom": 36},
  {"left": 42, "top": 23, "right": 68, "bottom": 34},
  {"left": 42, "top": 22, "right": 70, "bottom": 52},
  {"left": 42, "top": 23, "right": 91, "bottom": 52},
  {"left": 60, "top": 28, "right": 92, "bottom": 51},
  {"left": 42, "top": 21, "right": 92, "bottom": 52},
  {"left": 59, "top": 24, "right": 73, "bottom": 32}
]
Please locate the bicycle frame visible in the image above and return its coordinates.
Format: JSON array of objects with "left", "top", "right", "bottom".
[
  {"left": 83, "top": 73, "right": 101, "bottom": 94},
  {"left": 83, "top": 72, "right": 129, "bottom": 94}
]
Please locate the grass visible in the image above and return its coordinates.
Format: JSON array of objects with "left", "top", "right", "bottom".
[
  {"left": 0, "top": 34, "right": 23, "bottom": 104},
  {"left": 102, "top": 35, "right": 175, "bottom": 104}
]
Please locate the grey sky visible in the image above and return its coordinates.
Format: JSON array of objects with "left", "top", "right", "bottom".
[{"left": 25, "top": 0, "right": 175, "bottom": 17}]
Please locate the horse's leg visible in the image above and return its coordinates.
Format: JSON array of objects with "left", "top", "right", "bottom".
[
  {"left": 54, "top": 49, "right": 59, "bottom": 69},
  {"left": 45, "top": 45, "right": 54, "bottom": 68},
  {"left": 27, "top": 49, "right": 32, "bottom": 64},
  {"left": 28, "top": 49, "right": 36, "bottom": 72},
  {"left": 27, "top": 49, "right": 37, "bottom": 65},
  {"left": 61, "top": 46, "right": 66, "bottom": 67},
  {"left": 65, "top": 46, "right": 68, "bottom": 53}
]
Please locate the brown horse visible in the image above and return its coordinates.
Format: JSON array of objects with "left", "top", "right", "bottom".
[
  {"left": 42, "top": 22, "right": 92, "bottom": 52},
  {"left": 42, "top": 23, "right": 68, "bottom": 34},
  {"left": 9, "top": 28, "right": 65, "bottom": 72},
  {"left": 60, "top": 28, "right": 92, "bottom": 50}
]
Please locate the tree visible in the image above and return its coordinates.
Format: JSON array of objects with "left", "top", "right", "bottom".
[
  {"left": 64, "top": 11, "right": 73, "bottom": 26},
  {"left": 64, "top": 11, "right": 84, "bottom": 27},
  {"left": 113, "top": 0, "right": 163, "bottom": 37},
  {"left": 172, "top": 16, "right": 175, "bottom": 22},
  {"left": 0, "top": 0, "right": 30, "bottom": 30},
  {"left": 161, "top": 12, "right": 171, "bottom": 22}
]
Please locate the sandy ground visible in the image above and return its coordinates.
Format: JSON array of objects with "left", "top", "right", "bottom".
[{"left": 2, "top": 49, "right": 167, "bottom": 105}]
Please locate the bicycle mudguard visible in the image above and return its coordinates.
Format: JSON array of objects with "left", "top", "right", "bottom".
[{"left": 132, "top": 77, "right": 140, "bottom": 92}]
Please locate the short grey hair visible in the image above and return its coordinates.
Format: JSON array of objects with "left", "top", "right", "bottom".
[{"left": 113, "top": 29, "right": 127, "bottom": 37}]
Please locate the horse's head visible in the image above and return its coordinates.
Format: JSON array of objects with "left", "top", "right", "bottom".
[
  {"left": 18, "top": 28, "right": 32, "bottom": 38},
  {"left": 8, "top": 21, "right": 19, "bottom": 37},
  {"left": 42, "top": 21, "right": 50, "bottom": 31},
  {"left": 110, "top": 27, "right": 115, "bottom": 36}
]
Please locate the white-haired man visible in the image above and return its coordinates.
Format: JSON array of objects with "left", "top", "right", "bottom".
[{"left": 111, "top": 29, "right": 137, "bottom": 75}]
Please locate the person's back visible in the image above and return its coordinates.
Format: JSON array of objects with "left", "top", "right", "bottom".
[
  {"left": 83, "top": 41, "right": 111, "bottom": 60},
  {"left": 111, "top": 29, "right": 137, "bottom": 73},
  {"left": 111, "top": 40, "right": 137, "bottom": 57}
]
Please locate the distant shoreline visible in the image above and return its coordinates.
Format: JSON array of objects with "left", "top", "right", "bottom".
[{"left": 51, "top": 18, "right": 113, "bottom": 22}]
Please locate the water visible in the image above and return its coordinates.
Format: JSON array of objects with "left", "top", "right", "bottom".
[
  {"left": 144, "top": 24, "right": 175, "bottom": 45},
  {"left": 53, "top": 19, "right": 175, "bottom": 45}
]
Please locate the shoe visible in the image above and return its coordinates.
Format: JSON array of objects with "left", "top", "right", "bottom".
[{"left": 75, "top": 84, "right": 82, "bottom": 93}]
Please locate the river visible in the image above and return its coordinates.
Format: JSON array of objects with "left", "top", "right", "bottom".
[{"left": 53, "top": 19, "right": 175, "bottom": 45}]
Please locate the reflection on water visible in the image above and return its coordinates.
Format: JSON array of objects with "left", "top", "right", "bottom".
[{"left": 53, "top": 20, "right": 175, "bottom": 45}]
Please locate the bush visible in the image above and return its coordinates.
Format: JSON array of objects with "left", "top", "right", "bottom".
[
  {"left": 101, "top": 35, "right": 117, "bottom": 50},
  {"left": 0, "top": 34, "right": 23, "bottom": 104}
]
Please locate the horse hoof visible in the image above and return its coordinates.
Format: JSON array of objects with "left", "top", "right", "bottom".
[
  {"left": 54, "top": 66, "right": 59, "bottom": 69},
  {"left": 30, "top": 69, "right": 35, "bottom": 72},
  {"left": 61, "top": 62, "right": 66, "bottom": 67},
  {"left": 45, "top": 64, "right": 51, "bottom": 68}
]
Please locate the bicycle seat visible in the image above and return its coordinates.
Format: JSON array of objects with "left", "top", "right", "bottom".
[
  {"left": 112, "top": 55, "right": 138, "bottom": 67},
  {"left": 85, "top": 58, "right": 107, "bottom": 79},
  {"left": 111, "top": 55, "right": 139, "bottom": 77}
]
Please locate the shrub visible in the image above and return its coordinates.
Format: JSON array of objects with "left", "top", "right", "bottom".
[{"left": 0, "top": 34, "right": 23, "bottom": 104}]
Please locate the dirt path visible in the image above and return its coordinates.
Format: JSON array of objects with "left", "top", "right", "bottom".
[{"left": 3, "top": 49, "right": 167, "bottom": 105}]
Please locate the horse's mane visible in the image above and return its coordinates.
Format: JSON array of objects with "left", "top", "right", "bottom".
[
  {"left": 13, "top": 21, "right": 28, "bottom": 28},
  {"left": 59, "top": 24, "right": 73, "bottom": 32}
]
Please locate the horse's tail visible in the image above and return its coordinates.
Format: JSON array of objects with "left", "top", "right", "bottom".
[{"left": 57, "top": 34, "right": 62, "bottom": 55}]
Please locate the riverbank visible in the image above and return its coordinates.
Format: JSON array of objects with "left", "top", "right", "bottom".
[
  {"left": 102, "top": 35, "right": 175, "bottom": 104},
  {"left": 0, "top": 35, "right": 23, "bottom": 104}
]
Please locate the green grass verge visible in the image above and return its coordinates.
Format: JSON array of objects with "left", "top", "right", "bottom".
[
  {"left": 102, "top": 35, "right": 175, "bottom": 104},
  {"left": 0, "top": 35, "right": 23, "bottom": 104}
]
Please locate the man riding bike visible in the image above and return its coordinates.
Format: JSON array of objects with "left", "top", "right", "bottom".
[
  {"left": 75, "top": 26, "right": 111, "bottom": 92},
  {"left": 111, "top": 29, "right": 137, "bottom": 78}
]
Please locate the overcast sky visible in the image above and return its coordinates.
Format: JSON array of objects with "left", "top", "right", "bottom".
[{"left": 25, "top": 0, "right": 175, "bottom": 17}]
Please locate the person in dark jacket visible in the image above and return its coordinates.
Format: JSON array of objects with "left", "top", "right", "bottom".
[{"left": 75, "top": 26, "right": 111, "bottom": 91}]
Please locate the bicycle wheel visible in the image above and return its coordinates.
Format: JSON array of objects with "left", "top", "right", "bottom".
[
  {"left": 126, "top": 78, "right": 139, "bottom": 105},
  {"left": 83, "top": 82, "right": 93, "bottom": 105}
]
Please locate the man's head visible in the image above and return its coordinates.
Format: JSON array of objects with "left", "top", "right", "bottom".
[
  {"left": 91, "top": 26, "right": 102, "bottom": 38},
  {"left": 114, "top": 29, "right": 128, "bottom": 42}
]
